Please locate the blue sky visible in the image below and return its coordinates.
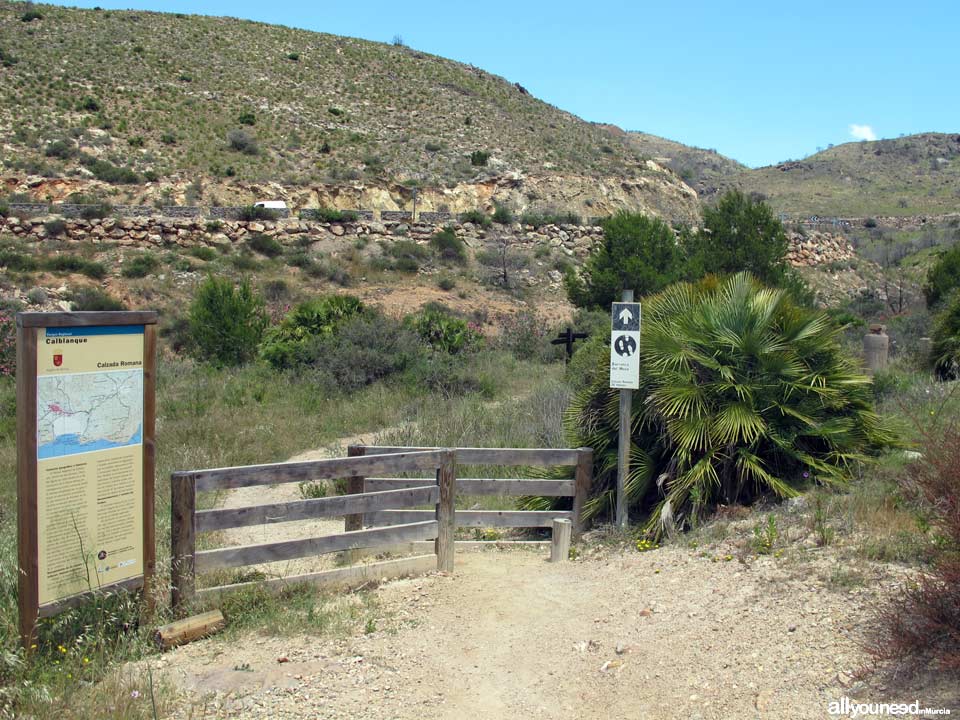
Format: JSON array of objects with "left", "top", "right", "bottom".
[{"left": 55, "top": 0, "right": 958, "bottom": 167}]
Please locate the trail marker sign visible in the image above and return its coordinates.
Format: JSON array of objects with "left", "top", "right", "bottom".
[{"left": 609, "top": 301, "right": 641, "bottom": 389}]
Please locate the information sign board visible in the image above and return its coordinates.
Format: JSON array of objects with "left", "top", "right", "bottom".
[{"left": 17, "top": 312, "right": 157, "bottom": 645}]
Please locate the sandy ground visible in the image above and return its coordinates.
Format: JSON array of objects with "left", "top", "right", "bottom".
[
  {"left": 155, "top": 430, "right": 957, "bottom": 719},
  {"left": 158, "top": 539, "right": 958, "bottom": 720}
]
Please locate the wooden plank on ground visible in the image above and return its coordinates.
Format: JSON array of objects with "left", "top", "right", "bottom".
[
  {"left": 155, "top": 610, "right": 225, "bottom": 650},
  {"left": 198, "top": 555, "right": 437, "bottom": 598},
  {"left": 195, "top": 486, "right": 439, "bottom": 532},
  {"left": 351, "top": 446, "right": 581, "bottom": 467},
  {"left": 194, "top": 521, "right": 438, "bottom": 572},
  {"left": 365, "top": 478, "right": 575, "bottom": 496},
  {"left": 365, "top": 510, "right": 573, "bottom": 528},
  {"left": 181, "top": 450, "right": 451, "bottom": 492}
]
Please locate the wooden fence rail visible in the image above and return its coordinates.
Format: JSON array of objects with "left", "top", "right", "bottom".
[
  {"left": 347, "top": 445, "right": 593, "bottom": 539},
  {"left": 170, "top": 449, "right": 455, "bottom": 611}
]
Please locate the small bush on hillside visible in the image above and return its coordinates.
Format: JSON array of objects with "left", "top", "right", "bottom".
[
  {"left": 120, "top": 253, "right": 159, "bottom": 278},
  {"left": 924, "top": 244, "right": 960, "bottom": 310},
  {"left": 496, "top": 310, "right": 557, "bottom": 362},
  {"left": 45, "top": 255, "right": 107, "bottom": 279},
  {"left": 237, "top": 205, "right": 278, "bottom": 222},
  {"left": 407, "top": 307, "right": 482, "bottom": 355},
  {"left": 78, "top": 155, "right": 139, "bottom": 184},
  {"left": 259, "top": 295, "right": 365, "bottom": 369},
  {"left": 429, "top": 227, "right": 467, "bottom": 265},
  {"left": 79, "top": 202, "right": 112, "bottom": 220},
  {"left": 541, "top": 273, "right": 894, "bottom": 536},
  {"left": 20, "top": 9, "right": 42, "bottom": 21},
  {"left": 238, "top": 112, "right": 256, "bottom": 126},
  {"left": 0, "top": 47, "right": 17, "bottom": 67},
  {"left": 0, "top": 249, "right": 39, "bottom": 272},
  {"left": 437, "top": 275, "right": 456, "bottom": 291},
  {"left": 247, "top": 234, "right": 284, "bottom": 258},
  {"left": 521, "top": 210, "right": 582, "bottom": 228},
  {"left": 459, "top": 209, "right": 492, "bottom": 228},
  {"left": 68, "top": 287, "right": 126, "bottom": 311},
  {"left": 470, "top": 150, "right": 490, "bottom": 167},
  {"left": 870, "top": 418, "right": 960, "bottom": 674},
  {"left": 44, "top": 140, "right": 75, "bottom": 159},
  {"left": 188, "top": 246, "right": 218, "bottom": 262},
  {"left": 188, "top": 276, "right": 267, "bottom": 367},
  {"left": 301, "top": 207, "right": 359, "bottom": 223},
  {"left": 227, "top": 128, "right": 259, "bottom": 155},
  {"left": 383, "top": 240, "right": 429, "bottom": 273},
  {"left": 492, "top": 203, "right": 514, "bottom": 225},
  {"left": 43, "top": 219, "right": 68, "bottom": 237}
]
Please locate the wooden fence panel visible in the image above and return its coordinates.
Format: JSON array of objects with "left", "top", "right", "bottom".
[
  {"left": 195, "top": 486, "right": 438, "bottom": 532},
  {"left": 365, "top": 510, "right": 573, "bottom": 528},
  {"left": 194, "top": 521, "right": 438, "bottom": 572}
]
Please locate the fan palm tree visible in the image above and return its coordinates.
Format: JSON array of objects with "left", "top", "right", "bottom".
[{"left": 557, "top": 273, "right": 893, "bottom": 537}]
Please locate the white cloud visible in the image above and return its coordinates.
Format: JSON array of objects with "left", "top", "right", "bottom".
[{"left": 849, "top": 124, "right": 877, "bottom": 142}]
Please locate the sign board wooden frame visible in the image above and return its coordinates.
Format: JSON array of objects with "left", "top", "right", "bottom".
[{"left": 17, "top": 311, "right": 157, "bottom": 646}]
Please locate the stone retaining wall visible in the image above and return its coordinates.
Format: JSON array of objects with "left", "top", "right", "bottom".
[{"left": 2, "top": 213, "right": 854, "bottom": 269}]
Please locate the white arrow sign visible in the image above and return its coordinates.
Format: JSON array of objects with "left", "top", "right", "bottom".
[{"left": 609, "top": 301, "right": 641, "bottom": 389}]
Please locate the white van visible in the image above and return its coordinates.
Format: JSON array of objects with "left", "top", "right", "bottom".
[{"left": 253, "top": 200, "right": 288, "bottom": 210}]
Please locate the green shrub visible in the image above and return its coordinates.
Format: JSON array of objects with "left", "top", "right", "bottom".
[
  {"left": 521, "top": 210, "right": 581, "bottom": 228},
  {"left": 923, "top": 244, "right": 960, "bottom": 310},
  {"left": 470, "top": 150, "right": 490, "bottom": 167},
  {"left": 385, "top": 240, "right": 429, "bottom": 273},
  {"left": 67, "top": 287, "right": 126, "bottom": 311},
  {"left": 0, "top": 249, "right": 38, "bottom": 272},
  {"left": 437, "top": 275, "right": 456, "bottom": 291},
  {"left": 492, "top": 203, "right": 514, "bottom": 225},
  {"left": 548, "top": 273, "right": 894, "bottom": 537},
  {"left": 429, "top": 227, "right": 467, "bottom": 265},
  {"left": 247, "top": 233, "right": 284, "bottom": 258},
  {"left": 227, "top": 128, "right": 259, "bottom": 155},
  {"left": 459, "top": 209, "right": 492, "bottom": 228},
  {"left": 566, "top": 212, "right": 687, "bottom": 308},
  {"left": 496, "top": 310, "right": 557, "bottom": 362},
  {"left": 21, "top": 9, "right": 42, "bottom": 21},
  {"left": 79, "top": 202, "right": 112, "bottom": 220},
  {"left": 237, "top": 205, "right": 277, "bottom": 221},
  {"left": 43, "top": 219, "right": 68, "bottom": 237},
  {"left": 0, "top": 47, "right": 18, "bottom": 67},
  {"left": 78, "top": 155, "right": 139, "bottom": 184},
  {"left": 188, "top": 246, "right": 218, "bottom": 261},
  {"left": 407, "top": 307, "right": 482, "bottom": 354},
  {"left": 301, "top": 207, "right": 359, "bottom": 222},
  {"left": 689, "top": 190, "right": 789, "bottom": 287},
  {"left": 120, "top": 253, "right": 159, "bottom": 278},
  {"left": 259, "top": 295, "right": 365, "bottom": 369},
  {"left": 188, "top": 276, "right": 267, "bottom": 367},
  {"left": 44, "top": 140, "right": 75, "bottom": 159},
  {"left": 306, "top": 314, "right": 424, "bottom": 392},
  {"left": 44, "top": 255, "right": 107, "bottom": 279},
  {"left": 238, "top": 111, "right": 256, "bottom": 126}
]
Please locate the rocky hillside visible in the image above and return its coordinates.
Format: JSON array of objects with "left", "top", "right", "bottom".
[
  {"left": 726, "top": 133, "right": 960, "bottom": 217},
  {"left": 0, "top": 2, "right": 697, "bottom": 221}
]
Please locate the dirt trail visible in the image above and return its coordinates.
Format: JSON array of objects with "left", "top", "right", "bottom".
[{"left": 159, "top": 542, "right": 958, "bottom": 719}]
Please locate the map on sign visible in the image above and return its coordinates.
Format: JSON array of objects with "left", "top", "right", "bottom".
[{"left": 37, "top": 370, "right": 143, "bottom": 459}]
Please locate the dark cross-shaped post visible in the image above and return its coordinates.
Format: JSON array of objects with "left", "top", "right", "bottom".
[{"left": 551, "top": 326, "right": 589, "bottom": 362}]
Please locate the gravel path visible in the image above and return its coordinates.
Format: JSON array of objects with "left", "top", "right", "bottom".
[{"left": 158, "top": 540, "right": 958, "bottom": 719}]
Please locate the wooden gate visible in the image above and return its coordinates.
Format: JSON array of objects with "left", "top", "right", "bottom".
[
  {"left": 170, "top": 449, "right": 455, "bottom": 611},
  {"left": 346, "top": 445, "right": 592, "bottom": 542}
]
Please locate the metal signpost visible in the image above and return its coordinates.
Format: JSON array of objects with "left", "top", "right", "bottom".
[{"left": 609, "top": 291, "right": 640, "bottom": 528}]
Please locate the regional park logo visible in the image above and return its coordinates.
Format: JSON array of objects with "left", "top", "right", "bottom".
[{"left": 53, "top": 354, "right": 63, "bottom": 367}]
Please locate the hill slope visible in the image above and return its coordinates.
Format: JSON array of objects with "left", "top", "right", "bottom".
[
  {"left": 0, "top": 2, "right": 697, "bottom": 219},
  {"left": 726, "top": 133, "right": 960, "bottom": 217}
]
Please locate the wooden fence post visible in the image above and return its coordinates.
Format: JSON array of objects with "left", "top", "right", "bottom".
[
  {"left": 435, "top": 450, "right": 456, "bottom": 573},
  {"left": 170, "top": 472, "right": 196, "bottom": 613},
  {"left": 550, "top": 518, "right": 572, "bottom": 562},
  {"left": 344, "top": 446, "right": 366, "bottom": 532},
  {"left": 572, "top": 447, "right": 593, "bottom": 539}
]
